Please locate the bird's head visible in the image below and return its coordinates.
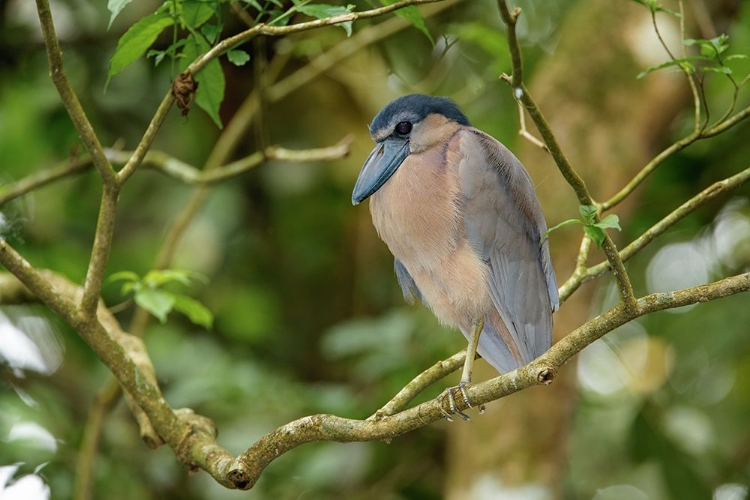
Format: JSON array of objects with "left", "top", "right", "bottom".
[{"left": 351, "top": 94, "right": 471, "bottom": 205}]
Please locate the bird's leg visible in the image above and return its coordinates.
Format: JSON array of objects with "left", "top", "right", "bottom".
[
  {"left": 443, "top": 319, "right": 484, "bottom": 421},
  {"left": 459, "top": 318, "right": 484, "bottom": 391}
]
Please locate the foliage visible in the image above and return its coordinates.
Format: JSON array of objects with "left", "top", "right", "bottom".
[
  {"left": 542, "top": 204, "right": 621, "bottom": 248},
  {"left": 108, "top": 269, "right": 213, "bottom": 328},
  {"left": 106, "top": 0, "right": 428, "bottom": 127}
]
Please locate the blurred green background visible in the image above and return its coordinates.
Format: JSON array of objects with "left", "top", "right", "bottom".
[{"left": 1, "top": 0, "right": 749, "bottom": 499}]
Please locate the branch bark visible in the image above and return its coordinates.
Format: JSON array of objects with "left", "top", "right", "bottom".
[{"left": 2, "top": 246, "right": 747, "bottom": 490}]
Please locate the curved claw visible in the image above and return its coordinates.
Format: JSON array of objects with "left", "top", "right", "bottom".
[
  {"left": 448, "top": 388, "right": 471, "bottom": 421},
  {"left": 457, "top": 382, "right": 472, "bottom": 408},
  {"left": 438, "top": 406, "right": 455, "bottom": 422},
  {"left": 437, "top": 384, "right": 475, "bottom": 422}
]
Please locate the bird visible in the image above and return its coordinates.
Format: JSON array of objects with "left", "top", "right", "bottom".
[{"left": 352, "top": 94, "right": 559, "bottom": 420}]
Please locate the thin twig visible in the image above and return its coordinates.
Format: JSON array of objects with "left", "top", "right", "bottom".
[
  {"left": 558, "top": 235, "right": 592, "bottom": 304},
  {"left": 588, "top": 165, "right": 750, "bottom": 281},
  {"left": 34, "top": 0, "right": 115, "bottom": 185},
  {"left": 515, "top": 99, "right": 547, "bottom": 151},
  {"left": 601, "top": 101, "right": 750, "bottom": 212},
  {"left": 189, "top": 0, "right": 445, "bottom": 76},
  {"left": 0, "top": 156, "right": 93, "bottom": 206},
  {"left": 79, "top": 185, "right": 119, "bottom": 318},
  {"left": 371, "top": 351, "right": 467, "bottom": 419},
  {"left": 105, "top": 137, "right": 352, "bottom": 185},
  {"left": 601, "top": 130, "right": 700, "bottom": 211}
]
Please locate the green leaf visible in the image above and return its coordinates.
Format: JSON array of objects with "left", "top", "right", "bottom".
[
  {"left": 108, "top": 11, "right": 174, "bottom": 82},
  {"left": 134, "top": 289, "right": 175, "bottom": 323},
  {"left": 121, "top": 281, "right": 139, "bottom": 295},
  {"left": 107, "top": 0, "right": 133, "bottom": 29},
  {"left": 636, "top": 57, "right": 702, "bottom": 78},
  {"left": 182, "top": 0, "right": 215, "bottom": 29},
  {"left": 540, "top": 218, "right": 583, "bottom": 242},
  {"left": 593, "top": 214, "right": 622, "bottom": 231},
  {"left": 578, "top": 204, "right": 598, "bottom": 224},
  {"left": 201, "top": 23, "right": 223, "bottom": 44},
  {"left": 242, "top": 0, "right": 264, "bottom": 11},
  {"left": 172, "top": 294, "right": 214, "bottom": 329},
  {"left": 107, "top": 270, "right": 140, "bottom": 284},
  {"left": 583, "top": 225, "right": 606, "bottom": 248},
  {"left": 296, "top": 4, "right": 354, "bottom": 36},
  {"left": 227, "top": 49, "right": 250, "bottom": 66},
  {"left": 143, "top": 269, "right": 208, "bottom": 288},
  {"left": 704, "top": 66, "right": 732, "bottom": 74},
  {"left": 628, "top": 0, "right": 681, "bottom": 17},
  {"left": 179, "top": 34, "right": 225, "bottom": 128},
  {"left": 147, "top": 49, "right": 167, "bottom": 66},
  {"left": 379, "top": 0, "right": 432, "bottom": 43}
]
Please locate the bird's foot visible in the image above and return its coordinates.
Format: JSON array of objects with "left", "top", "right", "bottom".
[{"left": 439, "top": 382, "right": 473, "bottom": 422}]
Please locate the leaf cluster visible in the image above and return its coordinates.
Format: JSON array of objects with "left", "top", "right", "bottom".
[
  {"left": 106, "top": 0, "right": 433, "bottom": 128},
  {"left": 108, "top": 269, "right": 213, "bottom": 328},
  {"left": 629, "top": 0, "right": 749, "bottom": 81},
  {"left": 106, "top": 1, "right": 349, "bottom": 128},
  {"left": 638, "top": 34, "right": 749, "bottom": 79},
  {"left": 543, "top": 205, "right": 621, "bottom": 248}
]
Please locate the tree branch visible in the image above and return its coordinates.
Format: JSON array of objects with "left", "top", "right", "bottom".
[
  {"left": 497, "top": 0, "right": 635, "bottom": 307},
  {"left": 34, "top": 0, "right": 115, "bottom": 185},
  {"left": 0, "top": 156, "right": 92, "bottom": 207},
  {"left": 105, "top": 137, "right": 352, "bottom": 185},
  {"left": 225, "top": 272, "right": 750, "bottom": 489},
  {"left": 0, "top": 248, "right": 237, "bottom": 488},
  {"left": 3, "top": 243, "right": 748, "bottom": 490},
  {"left": 79, "top": 184, "right": 119, "bottom": 318},
  {"left": 371, "top": 350, "right": 467, "bottom": 419},
  {"left": 188, "top": 0, "right": 446, "bottom": 76},
  {"left": 586, "top": 165, "right": 750, "bottom": 282}
]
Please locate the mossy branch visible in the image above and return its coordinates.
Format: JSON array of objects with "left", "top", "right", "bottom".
[{"left": 2, "top": 239, "right": 748, "bottom": 490}]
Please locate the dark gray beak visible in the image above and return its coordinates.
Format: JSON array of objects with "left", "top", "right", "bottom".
[{"left": 352, "top": 138, "right": 409, "bottom": 205}]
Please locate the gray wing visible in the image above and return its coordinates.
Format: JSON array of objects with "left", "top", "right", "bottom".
[
  {"left": 459, "top": 128, "right": 558, "bottom": 369},
  {"left": 394, "top": 258, "right": 422, "bottom": 305}
]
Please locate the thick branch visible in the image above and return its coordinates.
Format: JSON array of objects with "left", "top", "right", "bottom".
[
  {"left": 227, "top": 272, "right": 750, "bottom": 489},
  {"left": 0, "top": 248, "right": 237, "bottom": 488},
  {"left": 2, "top": 242, "right": 748, "bottom": 490}
]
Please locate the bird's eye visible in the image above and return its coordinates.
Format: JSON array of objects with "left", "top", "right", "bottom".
[{"left": 395, "top": 121, "right": 412, "bottom": 135}]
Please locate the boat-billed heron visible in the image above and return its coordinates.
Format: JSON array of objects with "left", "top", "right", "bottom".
[{"left": 352, "top": 94, "right": 559, "bottom": 419}]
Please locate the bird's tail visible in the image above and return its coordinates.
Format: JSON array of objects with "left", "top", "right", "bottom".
[{"left": 460, "top": 309, "right": 532, "bottom": 374}]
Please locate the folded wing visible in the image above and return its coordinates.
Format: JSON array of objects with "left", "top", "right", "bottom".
[{"left": 458, "top": 128, "right": 558, "bottom": 372}]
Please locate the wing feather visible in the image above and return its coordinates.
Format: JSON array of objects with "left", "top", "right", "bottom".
[
  {"left": 458, "top": 129, "right": 558, "bottom": 369},
  {"left": 394, "top": 258, "right": 422, "bottom": 305}
]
